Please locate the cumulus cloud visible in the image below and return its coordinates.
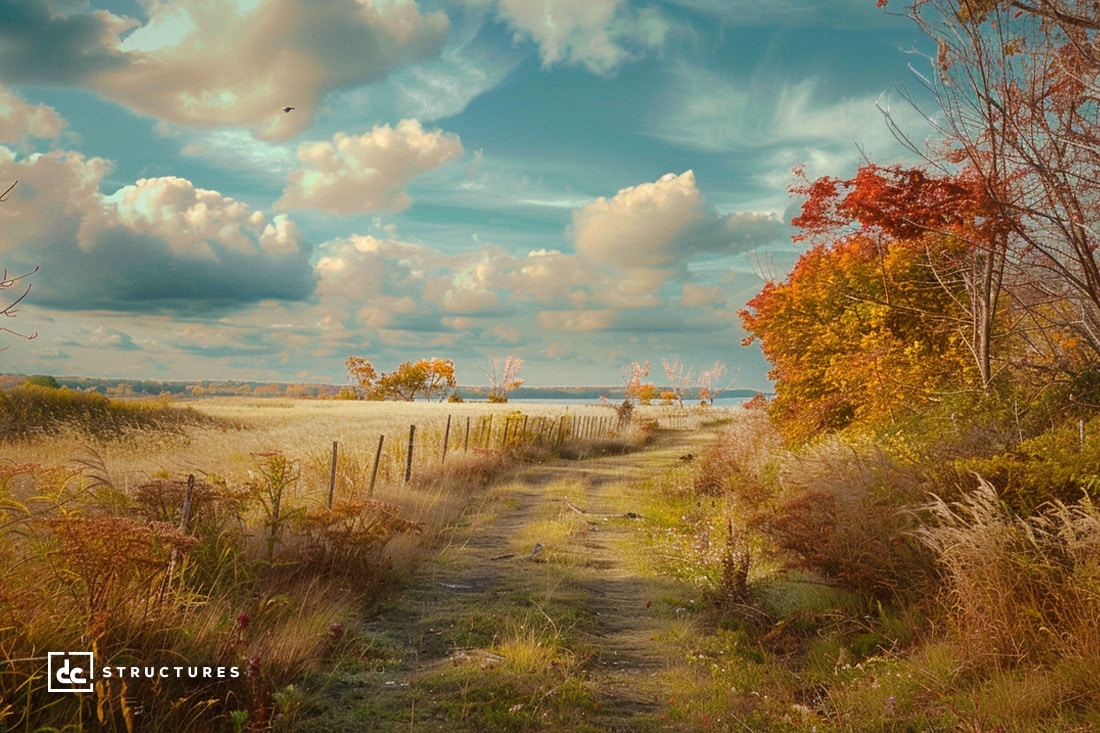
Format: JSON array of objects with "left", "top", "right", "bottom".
[
  {"left": 0, "top": 0, "right": 135, "bottom": 83},
  {"left": 0, "top": 84, "right": 65, "bottom": 143},
  {"left": 0, "top": 0, "right": 449, "bottom": 140},
  {"left": 277, "top": 120, "right": 464, "bottom": 214},
  {"left": 307, "top": 173, "right": 784, "bottom": 339},
  {"left": 574, "top": 171, "right": 708, "bottom": 269},
  {"left": 572, "top": 171, "right": 786, "bottom": 296},
  {"left": 480, "top": 0, "right": 667, "bottom": 75},
  {"left": 0, "top": 147, "right": 314, "bottom": 309}
]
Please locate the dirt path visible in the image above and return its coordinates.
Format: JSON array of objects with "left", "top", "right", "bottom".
[{"left": 303, "top": 427, "right": 722, "bottom": 732}]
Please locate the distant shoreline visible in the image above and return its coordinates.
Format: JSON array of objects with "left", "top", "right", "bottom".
[{"left": 0, "top": 373, "right": 769, "bottom": 402}]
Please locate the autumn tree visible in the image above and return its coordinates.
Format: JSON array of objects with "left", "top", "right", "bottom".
[
  {"left": 741, "top": 227, "right": 981, "bottom": 441},
  {"left": 418, "top": 358, "right": 457, "bottom": 402},
  {"left": 487, "top": 355, "right": 524, "bottom": 403},
  {"left": 790, "top": 163, "right": 1009, "bottom": 387},
  {"left": 621, "top": 361, "right": 653, "bottom": 404},
  {"left": 697, "top": 361, "right": 731, "bottom": 406},
  {"left": 345, "top": 356, "right": 456, "bottom": 401},
  {"left": 373, "top": 358, "right": 457, "bottom": 402},
  {"left": 661, "top": 357, "right": 693, "bottom": 408},
  {"left": 884, "top": 0, "right": 1100, "bottom": 374},
  {"left": 345, "top": 356, "right": 377, "bottom": 398}
]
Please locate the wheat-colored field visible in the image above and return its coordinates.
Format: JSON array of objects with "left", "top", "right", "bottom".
[
  {"left": 0, "top": 395, "right": 725, "bottom": 731},
  {"left": 2, "top": 398, "right": 709, "bottom": 496}
]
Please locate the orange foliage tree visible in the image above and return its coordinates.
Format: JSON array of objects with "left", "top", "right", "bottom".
[
  {"left": 346, "top": 357, "right": 457, "bottom": 402},
  {"left": 883, "top": 0, "right": 1100, "bottom": 369},
  {"left": 622, "top": 361, "right": 654, "bottom": 404},
  {"left": 379, "top": 358, "right": 456, "bottom": 402},
  {"left": 741, "top": 164, "right": 1000, "bottom": 440}
]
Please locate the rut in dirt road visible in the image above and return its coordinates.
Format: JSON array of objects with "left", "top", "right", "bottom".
[{"left": 304, "top": 426, "right": 724, "bottom": 732}]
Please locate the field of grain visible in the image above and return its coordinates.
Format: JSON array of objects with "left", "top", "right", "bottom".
[{"left": 0, "top": 398, "right": 706, "bottom": 506}]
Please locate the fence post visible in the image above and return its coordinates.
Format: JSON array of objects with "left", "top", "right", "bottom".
[
  {"left": 405, "top": 424, "right": 416, "bottom": 483},
  {"left": 442, "top": 414, "right": 452, "bottom": 464},
  {"left": 327, "top": 441, "right": 338, "bottom": 508},
  {"left": 180, "top": 473, "right": 195, "bottom": 531},
  {"left": 159, "top": 474, "right": 196, "bottom": 605},
  {"left": 369, "top": 434, "right": 384, "bottom": 497},
  {"left": 464, "top": 416, "right": 471, "bottom": 452}
]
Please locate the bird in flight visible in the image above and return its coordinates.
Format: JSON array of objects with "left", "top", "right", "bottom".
[{"left": 282, "top": 106, "right": 295, "bottom": 113}]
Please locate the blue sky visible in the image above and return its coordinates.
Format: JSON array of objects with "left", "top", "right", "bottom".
[{"left": 0, "top": 0, "right": 933, "bottom": 389}]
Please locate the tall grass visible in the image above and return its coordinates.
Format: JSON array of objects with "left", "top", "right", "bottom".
[
  {"left": 0, "top": 384, "right": 225, "bottom": 439},
  {"left": 0, "top": 395, "right": 658, "bottom": 731},
  {"left": 917, "top": 481, "right": 1100, "bottom": 668},
  {"left": 658, "top": 402, "right": 1100, "bottom": 730}
]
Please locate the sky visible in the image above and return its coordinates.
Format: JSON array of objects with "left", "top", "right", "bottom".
[{"left": 0, "top": 0, "right": 935, "bottom": 390}]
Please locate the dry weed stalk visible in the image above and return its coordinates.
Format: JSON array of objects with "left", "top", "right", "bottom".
[{"left": 917, "top": 479, "right": 1100, "bottom": 666}]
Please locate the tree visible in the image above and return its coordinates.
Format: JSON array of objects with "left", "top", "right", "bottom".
[
  {"left": 790, "top": 163, "right": 1009, "bottom": 387},
  {"left": 697, "top": 362, "right": 731, "bottom": 406},
  {"left": 419, "top": 358, "right": 457, "bottom": 402},
  {"left": 622, "top": 361, "right": 652, "bottom": 404},
  {"left": 345, "top": 356, "right": 378, "bottom": 398},
  {"left": 740, "top": 231, "right": 980, "bottom": 441},
  {"left": 884, "top": 0, "right": 1100, "bottom": 373},
  {"left": 372, "top": 358, "right": 456, "bottom": 402},
  {"left": 661, "top": 357, "right": 693, "bottom": 408},
  {"left": 487, "top": 355, "right": 524, "bottom": 403}
]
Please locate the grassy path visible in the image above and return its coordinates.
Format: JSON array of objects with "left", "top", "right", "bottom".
[{"left": 300, "top": 425, "right": 726, "bottom": 732}]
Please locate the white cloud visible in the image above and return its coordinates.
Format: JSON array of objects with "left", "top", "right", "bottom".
[
  {"left": 0, "top": 147, "right": 314, "bottom": 308},
  {"left": 663, "top": 0, "right": 901, "bottom": 29},
  {"left": 325, "top": 15, "right": 523, "bottom": 124},
  {"left": 0, "top": 84, "right": 65, "bottom": 143},
  {"left": 572, "top": 170, "right": 786, "bottom": 280},
  {"left": 574, "top": 171, "right": 709, "bottom": 268},
  {"left": 277, "top": 120, "right": 464, "bottom": 214},
  {"left": 177, "top": 127, "right": 297, "bottom": 176},
  {"left": 479, "top": 0, "right": 667, "bottom": 75},
  {"left": 0, "top": 0, "right": 450, "bottom": 141}
]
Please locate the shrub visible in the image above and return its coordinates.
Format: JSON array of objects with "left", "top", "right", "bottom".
[
  {"left": 41, "top": 514, "right": 197, "bottom": 619},
  {"left": 692, "top": 410, "right": 780, "bottom": 504},
  {"left": 293, "top": 500, "right": 421, "bottom": 586},
  {"left": 757, "top": 437, "right": 933, "bottom": 601},
  {"left": 955, "top": 415, "right": 1100, "bottom": 514},
  {"left": 916, "top": 481, "right": 1100, "bottom": 668}
]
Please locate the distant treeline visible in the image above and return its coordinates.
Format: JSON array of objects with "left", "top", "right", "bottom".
[{"left": 0, "top": 374, "right": 762, "bottom": 402}]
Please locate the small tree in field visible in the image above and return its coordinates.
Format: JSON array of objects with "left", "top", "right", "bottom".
[
  {"left": 345, "top": 356, "right": 456, "bottom": 401},
  {"left": 345, "top": 356, "right": 378, "bottom": 398},
  {"left": 662, "top": 357, "right": 693, "bottom": 408},
  {"left": 374, "top": 358, "right": 457, "bottom": 402},
  {"left": 487, "top": 355, "right": 524, "bottom": 403},
  {"left": 697, "top": 361, "right": 731, "bottom": 406},
  {"left": 419, "top": 358, "right": 457, "bottom": 402},
  {"left": 622, "top": 361, "right": 652, "bottom": 403}
]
